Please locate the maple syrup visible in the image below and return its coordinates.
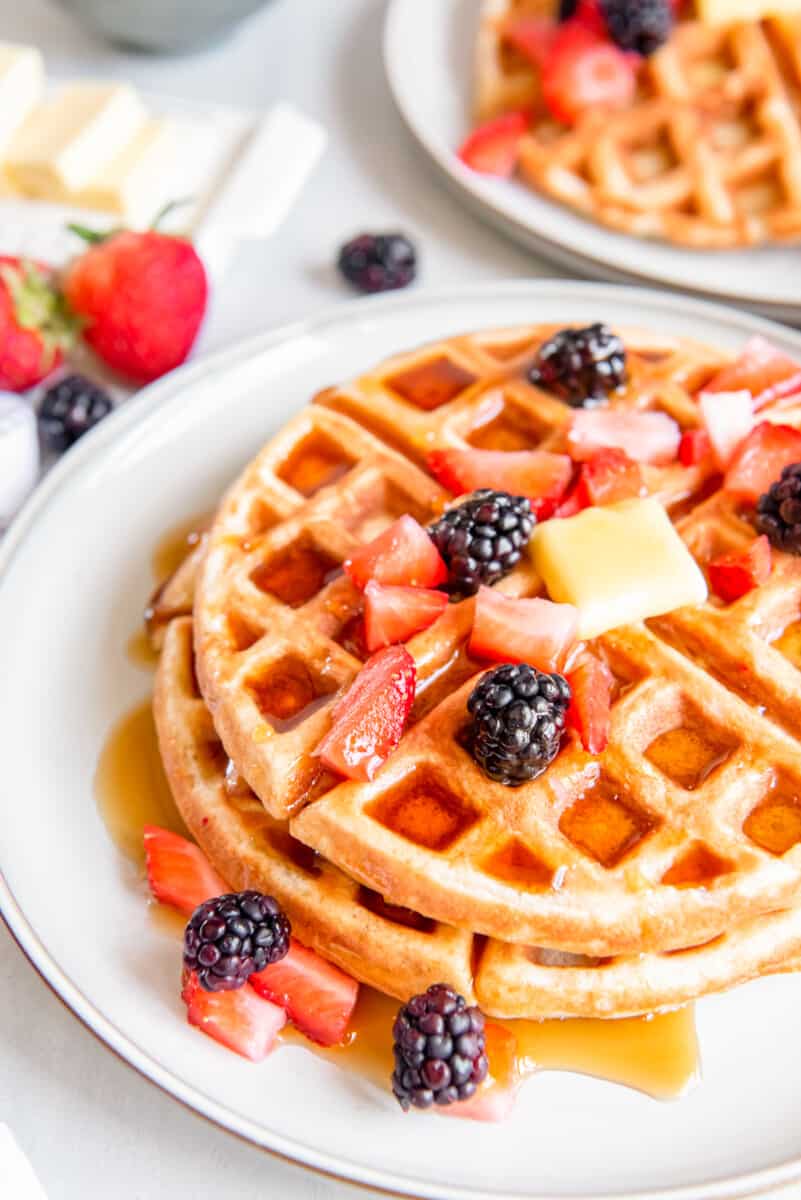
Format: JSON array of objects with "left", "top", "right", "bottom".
[
  {"left": 774, "top": 619, "right": 801, "bottom": 670},
  {"left": 151, "top": 513, "right": 210, "bottom": 584},
  {"left": 387, "top": 356, "right": 477, "bottom": 411},
  {"left": 645, "top": 723, "right": 734, "bottom": 791}
]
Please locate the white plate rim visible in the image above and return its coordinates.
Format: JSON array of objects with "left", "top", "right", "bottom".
[
  {"left": 382, "top": 0, "right": 801, "bottom": 323},
  {"left": 4, "top": 280, "right": 801, "bottom": 1200}
]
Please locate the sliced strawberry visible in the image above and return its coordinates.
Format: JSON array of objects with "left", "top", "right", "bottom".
[
  {"left": 344, "top": 515, "right": 447, "bottom": 591},
  {"left": 568, "top": 409, "right": 680, "bottom": 465},
  {"left": 470, "top": 587, "right": 578, "bottom": 671},
  {"left": 426, "top": 447, "right": 573, "bottom": 518},
  {"left": 576, "top": 447, "right": 644, "bottom": 506},
  {"left": 698, "top": 390, "right": 754, "bottom": 468},
  {"left": 363, "top": 580, "right": 448, "bottom": 652},
  {"left": 724, "top": 422, "right": 801, "bottom": 504},
  {"left": 709, "top": 536, "right": 772, "bottom": 603},
  {"left": 318, "top": 645, "right": 416, "bottom": 781},
  {"left": 679, "top": 428, "right": 712, "bottom": 467},
  {"left": 144, "top": 825, "right": 227, "bottom": 915},
  {"left": 552, "top": 482, "right": 586, "bottom": 519},
  {"left": 458, "top": 111, "right": 529, "bottom": 177},
  {"left": 567, "top": 654, "right": 613, "bottom": 754},
  {"left": 250, "top": 939, "right": 358, "bottom": 1047},
  {"left": 182, "top": 969, "right": 286, "bottom": 1062},
  {"left": 704, "top": 337, "right": 801, "bottom": 412},
  {"left": 440, "top": 1023, "right": 519, "bottom": 1123},
  {"left": 542, "top": 24, "right": 637, "bottom": 125}
]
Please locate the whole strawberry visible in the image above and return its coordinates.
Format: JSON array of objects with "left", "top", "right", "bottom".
[
  {"left": 0, "top": 257, "right": 74, "bottom": 392},
  {"left": 64, "top": 228, "right": 208, "bottom": 384}
]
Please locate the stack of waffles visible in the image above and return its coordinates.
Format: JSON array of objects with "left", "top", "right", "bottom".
[
  {"left": 474, "top": 0, "right": 801, "bottom": 247},
  {"left": 150, "top": 321, "right": 801, "bottom": 1021}
]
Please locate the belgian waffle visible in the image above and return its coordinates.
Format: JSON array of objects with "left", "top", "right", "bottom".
[
  {"left": 192, "top": 322, "right": 801, "bottom": 957},
  {"left": 477, "top": 2, "right": 801, "bottom": 248},
  {"left": 155, "top": 615, "right": 801, "bottom": 1019}
]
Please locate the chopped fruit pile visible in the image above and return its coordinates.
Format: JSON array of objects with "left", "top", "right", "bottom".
[
  {"left": 470, "top": 587, "right": 577, "bottom": 673},
  {"left": 529, "top": 323, "right": 627, "bottom": 407},
  {"left": 363, "top": 581, "right": 448, "bottom": 652},
  {"left": 568, "top": 408, "right": 681, "bottom": 465},
  {"left": 567, "top": 654, "right": 614, "bottom": 754},
  {"left": 756, "top": 464, "right": 801, "bottom": 555},
  {"left": 392, "top": 984, "right": 488, "bottom": 1110},
  {"left": 428, "top": 489, "right": 535, "bottom": 597},
  {"left": 703, "top": 337, "right": 801, "bottom": 412},
  {"left": 427, "top": 448, "right": 572, "bottom": 519},
  {"left": 183, "top": 890, "right": 290, "bottom": 992},
  {"left": 709, "top": 536, "right": 772, "bottom": 602},
  {"left": 466, "top": 663, "right": 572, "bottom": 785},
  {"left": 317, "top": 644, "right": 416, "bottom": 782},
  {"left": 337, "top": 233, "right": 417, "bottom": 295},
  {"left": 344, "top": 515, "right": 447, "bottom": 590}
]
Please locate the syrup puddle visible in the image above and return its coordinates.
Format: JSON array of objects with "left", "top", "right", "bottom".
[{"left": 96, "top": 697, "right": 700, "bottom": 1107}]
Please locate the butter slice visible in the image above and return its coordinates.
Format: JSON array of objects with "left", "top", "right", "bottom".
[
  {"left": 74, "top": 117, "right": 174, "bottom": 223},
  {"left": 531, "top": 498, "right": 707, "bottom": 640},
  {"left": 0, "top": 44, "right": 44, "bottom": 158},
  {"left": 6, "top": 82, "right": 147, "bottom": 200},
  {"left": 697, "top": 0, "right": 801, "bottom": 21}
]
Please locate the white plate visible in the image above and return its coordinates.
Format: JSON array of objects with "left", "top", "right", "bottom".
[
  {"left": 4, "top": 281, "right": 801, "bottom": 1200},
  {"left": 383, "top": 0, "right": 801, "bottom": 325}
]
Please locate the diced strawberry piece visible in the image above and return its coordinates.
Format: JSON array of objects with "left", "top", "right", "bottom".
[
  {"left": 709, "top": 536, "right": 772, "bottom": 603},
  {"left": 144, "top": 825, "right": 228, "bottom": 915},
  {"left": 552, "top": 482, "right": 586, "bottom": 519},
  {"left": 182, "top": 969, "right": 286, "bottom": 1062},
  {"left": 250, "top": 939, "right": 359, "bottom": 1047},
  {"left": 567, "top": 655, "right": 613, "bottom": 754},
  {"left": 542, "top": 24, "right": 637, "bottom": 125},
  {"left": 576, "top": 447, "right": 644, "bottom": 506},
  {"left": 318, "top": 646, "right": 416, "bottom": 781},
  {"left": 470, "top": 587, "right": 577, "bottom": 671},
  {"left": 458, "top": 111, "right": 529, "bottom": 177},
  {"left": 363, "top": 580, "right": 448, "bottom": 652},
  {"left": 344, "top": 515, "right": 447, "bottom": 591},
  {"left": 568, "top": 409, "right": 680, "bottom": 465},
  {"left": 440, "top": 1022, "right": 519, "bottom": 1123},
  {"left": 426, "top": 447, "right": 573, "bottom": 518},
  {"left": 704, "top": 338, "right": 801, "bottom": 412},
  {"left": 724, "top": 422, "right": 801, "bottom": 504},
  {"left": 501, "top": 18, "right": 555, "bottom": 68},
  {"left": 698, "top": 390, "right": 754, "bottom": 468},
  {"left": 679, "top": 429, "right": 711, "bottom": 467}
]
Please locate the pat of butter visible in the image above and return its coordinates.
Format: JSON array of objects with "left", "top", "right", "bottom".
[
  {"left": 0, "top": 43, "right": 44, "bottom": 158},
  {"left": 531, "top": 498, "right": 707, "bottom": 639},
  {"left": 6, "top": 82, "right": 147, "bottom": 199},
  {"left": 74, "top": 117, "right": 174, "bottom": 223},
  {"left": 697, "top": 0, "right": 801, "bottom": 21}
]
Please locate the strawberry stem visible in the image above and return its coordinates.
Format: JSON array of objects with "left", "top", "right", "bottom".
[
  {"left": 151, "top": 197, "right": 193, "bottom": 230},
  {"left": 67, "top": 222, "right": 110, "bottom": 245}
]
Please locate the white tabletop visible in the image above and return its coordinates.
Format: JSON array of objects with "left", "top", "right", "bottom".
[{"left": 0, "top": 1, "right": 554, "bottom": 1196}]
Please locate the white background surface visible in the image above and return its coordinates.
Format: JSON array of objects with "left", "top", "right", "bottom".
[
  {"left": 0, "top": 1, "right": 546, "bottom": 1197},
  {"left": 1, "top": 4, "right": 796, "bottom": 1200}
]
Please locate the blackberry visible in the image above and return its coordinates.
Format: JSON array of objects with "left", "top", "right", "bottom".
[
  {"left": 392, "top": 983, "right": 488, "bottom": 1111},
  {"left": 467, "top": 663, "right": 571, "bottom": 785},
  {"left": 756, "top": 462, "right": 801, "bottom": 555},
  {"left": 529, "top": 323, "right": 627, "bottom": 407},
  {"left": 428, "top": 489, "right": 534, "bottom": 598},
  {"left": 559, "top": 0, "right": 579, "bottom": 16},
  {"left": 338, "top": 233, "right": 417, "bottom": 294},
  {"left": 601, "top": 0, "right": 673, "bottom": 56},
  {"left": 38, "top": 373, "right": 113, "bottom": 452},
  {"left": 183, "top": 891, "right": 290, "bottom": 992}
]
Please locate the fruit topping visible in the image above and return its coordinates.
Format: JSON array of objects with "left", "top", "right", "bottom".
[
  {"left": 529, "top": 323, "right": 627, "bottom": 406},
  {"left": 337, "top": 233, "right": 417, "bottom": 294},
  {"left": 392, "top": 983, "right": 488, "bottom": 1110},
  {"left": 469, "top": 587, "right": 578, "bottom": 673},
  {"left": 698, "top": 389, "right": 754, "bottom": 468},
  {"left": 568, "top": 408, "right": 680, "bottom": 465},
  {"left": 0, "top": 256, "right": 74, "bottom": 391},
  {"left": 467, "top": 663, "right": 571, "bottom": 785},
  {"left": 564, "top": 0, "right": 608, "bottom": 34},
  {"left": 251, "top": 938, "right": 359, "bottom": 1047},
  {"left": 709, "top": 535, "right": 772, "bottom": 601},
  {"left": 574, "top": 446, "right": 644, "bottom": 506},
  {"left": 678, "top": 428, "right": 712, "bottom": 467},
  {"left": 63, "top": 226, "right": 208, "bottom": 383},
  {"left": 703, "top": 337, "right": 801, "bottom": 412},
  {"left": 724, "top": 423, "right": 801, "bottom": 504},
  {"left": 363, "top": 580, "right": 448, "bottom": 651},
  {"left": 38, "top": 373, "right": 113, "bottom": 451},
  {"left": 317, "top": 645, "right": 416, "bottom": 781},
  {"left": 756, "top": 464, "right": 801, "bottom": 555},
  {"left": 181, "top": 967, "right": 286, "bottom": 1062},
  {"left": 601, "top": 0, "right": 673, "bottom": 55},
  {"left": 426, "top": 447, "right": 573, "bottom": 518},
  {"left": 541, "top": 25, "right": 638, "bottom": 125},
  {"left": 144, "top": 824, "right": 227, "bottom": 915},
  {"left": 566, "top": 654, "right": 614, "bottom": 754},
  {"left": 427, "top": 489, "right": 535, "bottom": 597},
  {"left": 457, "top": 111, "right": 529, "bottom": 176},
  {"left": 183, "top": 891, "right": 291, "bottom": 993},
  {"left": 532, "top": 498, "right": 707, "bottom": 638},
  {"left": 344, "top": 514, "right": 448, "bottom": 591}
]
